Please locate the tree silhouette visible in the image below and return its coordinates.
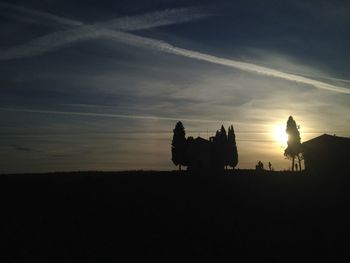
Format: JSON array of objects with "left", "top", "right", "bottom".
[
  {"left": 227, "top": 125, "right": 238, "bottom": 169},
  {"left": 212, "top": 126, "right": 227, "bottom": 169},
  {"left": 171, "top": 121, "right": 187, "bottom": 171},
  {"left": 256, "top": 161, "right": 264, "bottom": 171},
  {"left": 218, "top": 125, "right": 228, "bottom": 167},
  {"left": 220, "top": 125, "right": 228, "bottom": 168},
  {"left": 284, "top": 116, "right": 302, "bottom": 171}
]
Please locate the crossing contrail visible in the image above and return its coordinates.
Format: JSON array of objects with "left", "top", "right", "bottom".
[{"left": 0, "top": 2, "right": 349, "bottom": 94}]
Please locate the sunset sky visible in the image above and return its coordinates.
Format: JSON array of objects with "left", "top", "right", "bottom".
[{"left": 0, "top": 0, "right": 349, "bottom": 173}]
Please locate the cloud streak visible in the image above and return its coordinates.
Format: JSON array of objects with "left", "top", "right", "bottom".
[
  {"left": 0, "top": 3, "right": 349, "bottom": 94},
  {"left": 102, "top": 7, "right": 212, "bottom": 31},
  {"left": 0, "top": 2, "right": 83, "bottom": 27},
  {"left": 0, "top": 2, "right": 210, "bottom": 30},
  {"left": 0, "top": 107, "right": 227, "bottom": 123},
  {"left": 97, "top": 30, "right": 350, "bottom": 94},
  {"left": 0, "top": 4, "right": 211, "bottom": 59}
]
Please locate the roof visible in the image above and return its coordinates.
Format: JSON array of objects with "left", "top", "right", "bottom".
[
  {"left": 193, "top": 137, "right": 210, "bottom": 143},
  {"left": 302, "top": 134, "right": 350, "bottom": 149}
]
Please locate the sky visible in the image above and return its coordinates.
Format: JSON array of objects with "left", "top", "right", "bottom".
[{"left": 0, "top": 0, "right": 349, "bottom": 173}]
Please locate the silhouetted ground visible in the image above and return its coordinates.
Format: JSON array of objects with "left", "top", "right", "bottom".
[{"left": 1, "top": 170, "right": 350, "bottom": 262}]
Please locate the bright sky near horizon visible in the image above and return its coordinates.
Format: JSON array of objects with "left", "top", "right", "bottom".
[{"left": 0, "top": 0, "right": 349, "bottom": 173}]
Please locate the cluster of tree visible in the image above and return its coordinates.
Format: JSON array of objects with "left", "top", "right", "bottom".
[
  {"left": 212, "top": 125, "right": 238, "bottom": 169},
  {"left": 284, "top": 116, "right": 302, "bottom": 171},
  {"left": 171, "top": 121, "right": 238, "bottom": 171}
]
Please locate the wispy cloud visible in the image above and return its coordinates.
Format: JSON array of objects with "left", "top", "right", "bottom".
[
  {"left": 0, "top": 107, "right": 227, "bottom": 123},
  {"left": 0, "top": 2, "right": 209, "bottom": 30},
  {"left": 0, "top": 2, "right": 83, "bottom": 27},
  {"left": 103, "top": 7, "right": 212, "bottom": 31},
  {"left": 95, "top": 30, "right": 350, "bottom": 94},
  {"left": 164, "top": 46, "right": 350, "bottom": 94},
  {"left": 284, "top": 71, "right": 350, "bottom": 84},
  {"left": 0, "top": 3, "right": 349, "bottom": 94},
  {"left": 0, "top": 4, "right": 211, "bottom": 59},
  {"left": 0, "top": 26, "right": 102, "bottom": 59}
]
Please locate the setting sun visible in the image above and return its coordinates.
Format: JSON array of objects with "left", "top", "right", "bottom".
[{"left": 274, "top": 125, "right": 288, "bottom": 146}]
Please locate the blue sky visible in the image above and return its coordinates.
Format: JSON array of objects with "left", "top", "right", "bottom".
[{"left": 0, "top": 0, "right": 349, "bottom": 173}]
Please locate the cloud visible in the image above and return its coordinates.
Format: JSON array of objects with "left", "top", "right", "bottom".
[
  {"left": 0, "top": 26, "right": 102, "bottom": 59},
  {"left": 94, "top": 30, "right": 350, "bottom": 94},
  {"left": 236, "top": 47, "right": 350, "bottom": 84},
  {"left": 1, "top": 3, "right": 349, "bottom": 95},
  {"left": 156, "top": 44, "right": 350, "bottom": 94},
  {"left": 0, "top": 107, "right": 227, "bottom": 123},
  {"left": 0, "top": 4, "right": 211, "bottom": 59},
  {"left": 0, "top": 1, "right": 83, "bottom": 27},
  {"left": 102, "top": 7, "right": 213, "bottom": 31},
  {"left": 0, "top": 2, "right": 210, "bottom": 30},
  {"left": 284, "top": 72, "right": 350, "bottom": 84}
]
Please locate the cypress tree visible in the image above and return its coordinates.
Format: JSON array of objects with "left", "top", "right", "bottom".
[
  {"left": 171, "top": 121, "right": 187, "bottom": 170},
  {"left": 220, "top": 125, "right": 228, "bottom": 168},
  {"left": 227, "top": 125, "right": 238, "bottom": 169},
  {"left": 284, "top": 116, "right": 302, "bottom": 171}
]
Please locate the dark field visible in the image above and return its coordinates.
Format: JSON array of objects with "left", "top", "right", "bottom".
[{"left": 1, "top": 170, "right": 350, "bottom": 262}]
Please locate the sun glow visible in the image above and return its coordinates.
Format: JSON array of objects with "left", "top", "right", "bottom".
[{"left": 274, "top": 124, "right": 288, "bottom": 146}]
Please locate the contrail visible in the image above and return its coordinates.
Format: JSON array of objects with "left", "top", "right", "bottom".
[
  {"left": 0, "top": 2, "right": 210, "bottom": 31},
  {"left": 0, "top": 27, "right": 103, "bottom": 59},
  {"left": 1, "top": 3, "right": 349, "bottom": 94},
  {"left": 99, "top": 30, "right": 350, "bottom": 94},
  {"left": 101, "top": 7, "right": 213, "bottom": 31},
  {"left": 0, "top": 2, "right": 83, "bottom": 27},
  {"left": 283, "top": 71, "right": 350, "bottom": 84},
  {"left": 0, "top": 107, "right": 225, "bottom": 123},
  {"left": 0, "top": 4, "right": 211, "bottom": 59}
]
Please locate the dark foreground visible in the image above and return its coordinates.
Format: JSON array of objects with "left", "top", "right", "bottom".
[{"left": 1, "top": 170, "right": 350, "bottom": 262}]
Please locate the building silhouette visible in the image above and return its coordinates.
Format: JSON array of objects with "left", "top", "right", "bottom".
[
  {"left": 186, "top": 135, "right": 235, "bottom": 172},
  {"left": 302, "top": 134, "right": 350, "bottom": 175},
  {"left": 187, "top": 137, "right": 212, "bottom": 171}
]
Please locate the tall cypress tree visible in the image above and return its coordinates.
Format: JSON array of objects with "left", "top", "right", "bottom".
[
  {"left": 284, "top": 116, "right": 302, "bottom": 171},
  {"left": 227, "top": 125, "right": 238, "bottom": 169},
  {"left": 220, "top": 125, "right": 228, "bottom": 168},
  {"left": 171, "top": 121, "right": 187, "bottom": 171},
  {"left": 212, "top": 125, "right": 228, "bottom": 169}
]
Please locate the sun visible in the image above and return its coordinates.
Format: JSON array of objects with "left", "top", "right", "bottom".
[{"left": 274, "top": 124, "right": 288, "bottom": 145}]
